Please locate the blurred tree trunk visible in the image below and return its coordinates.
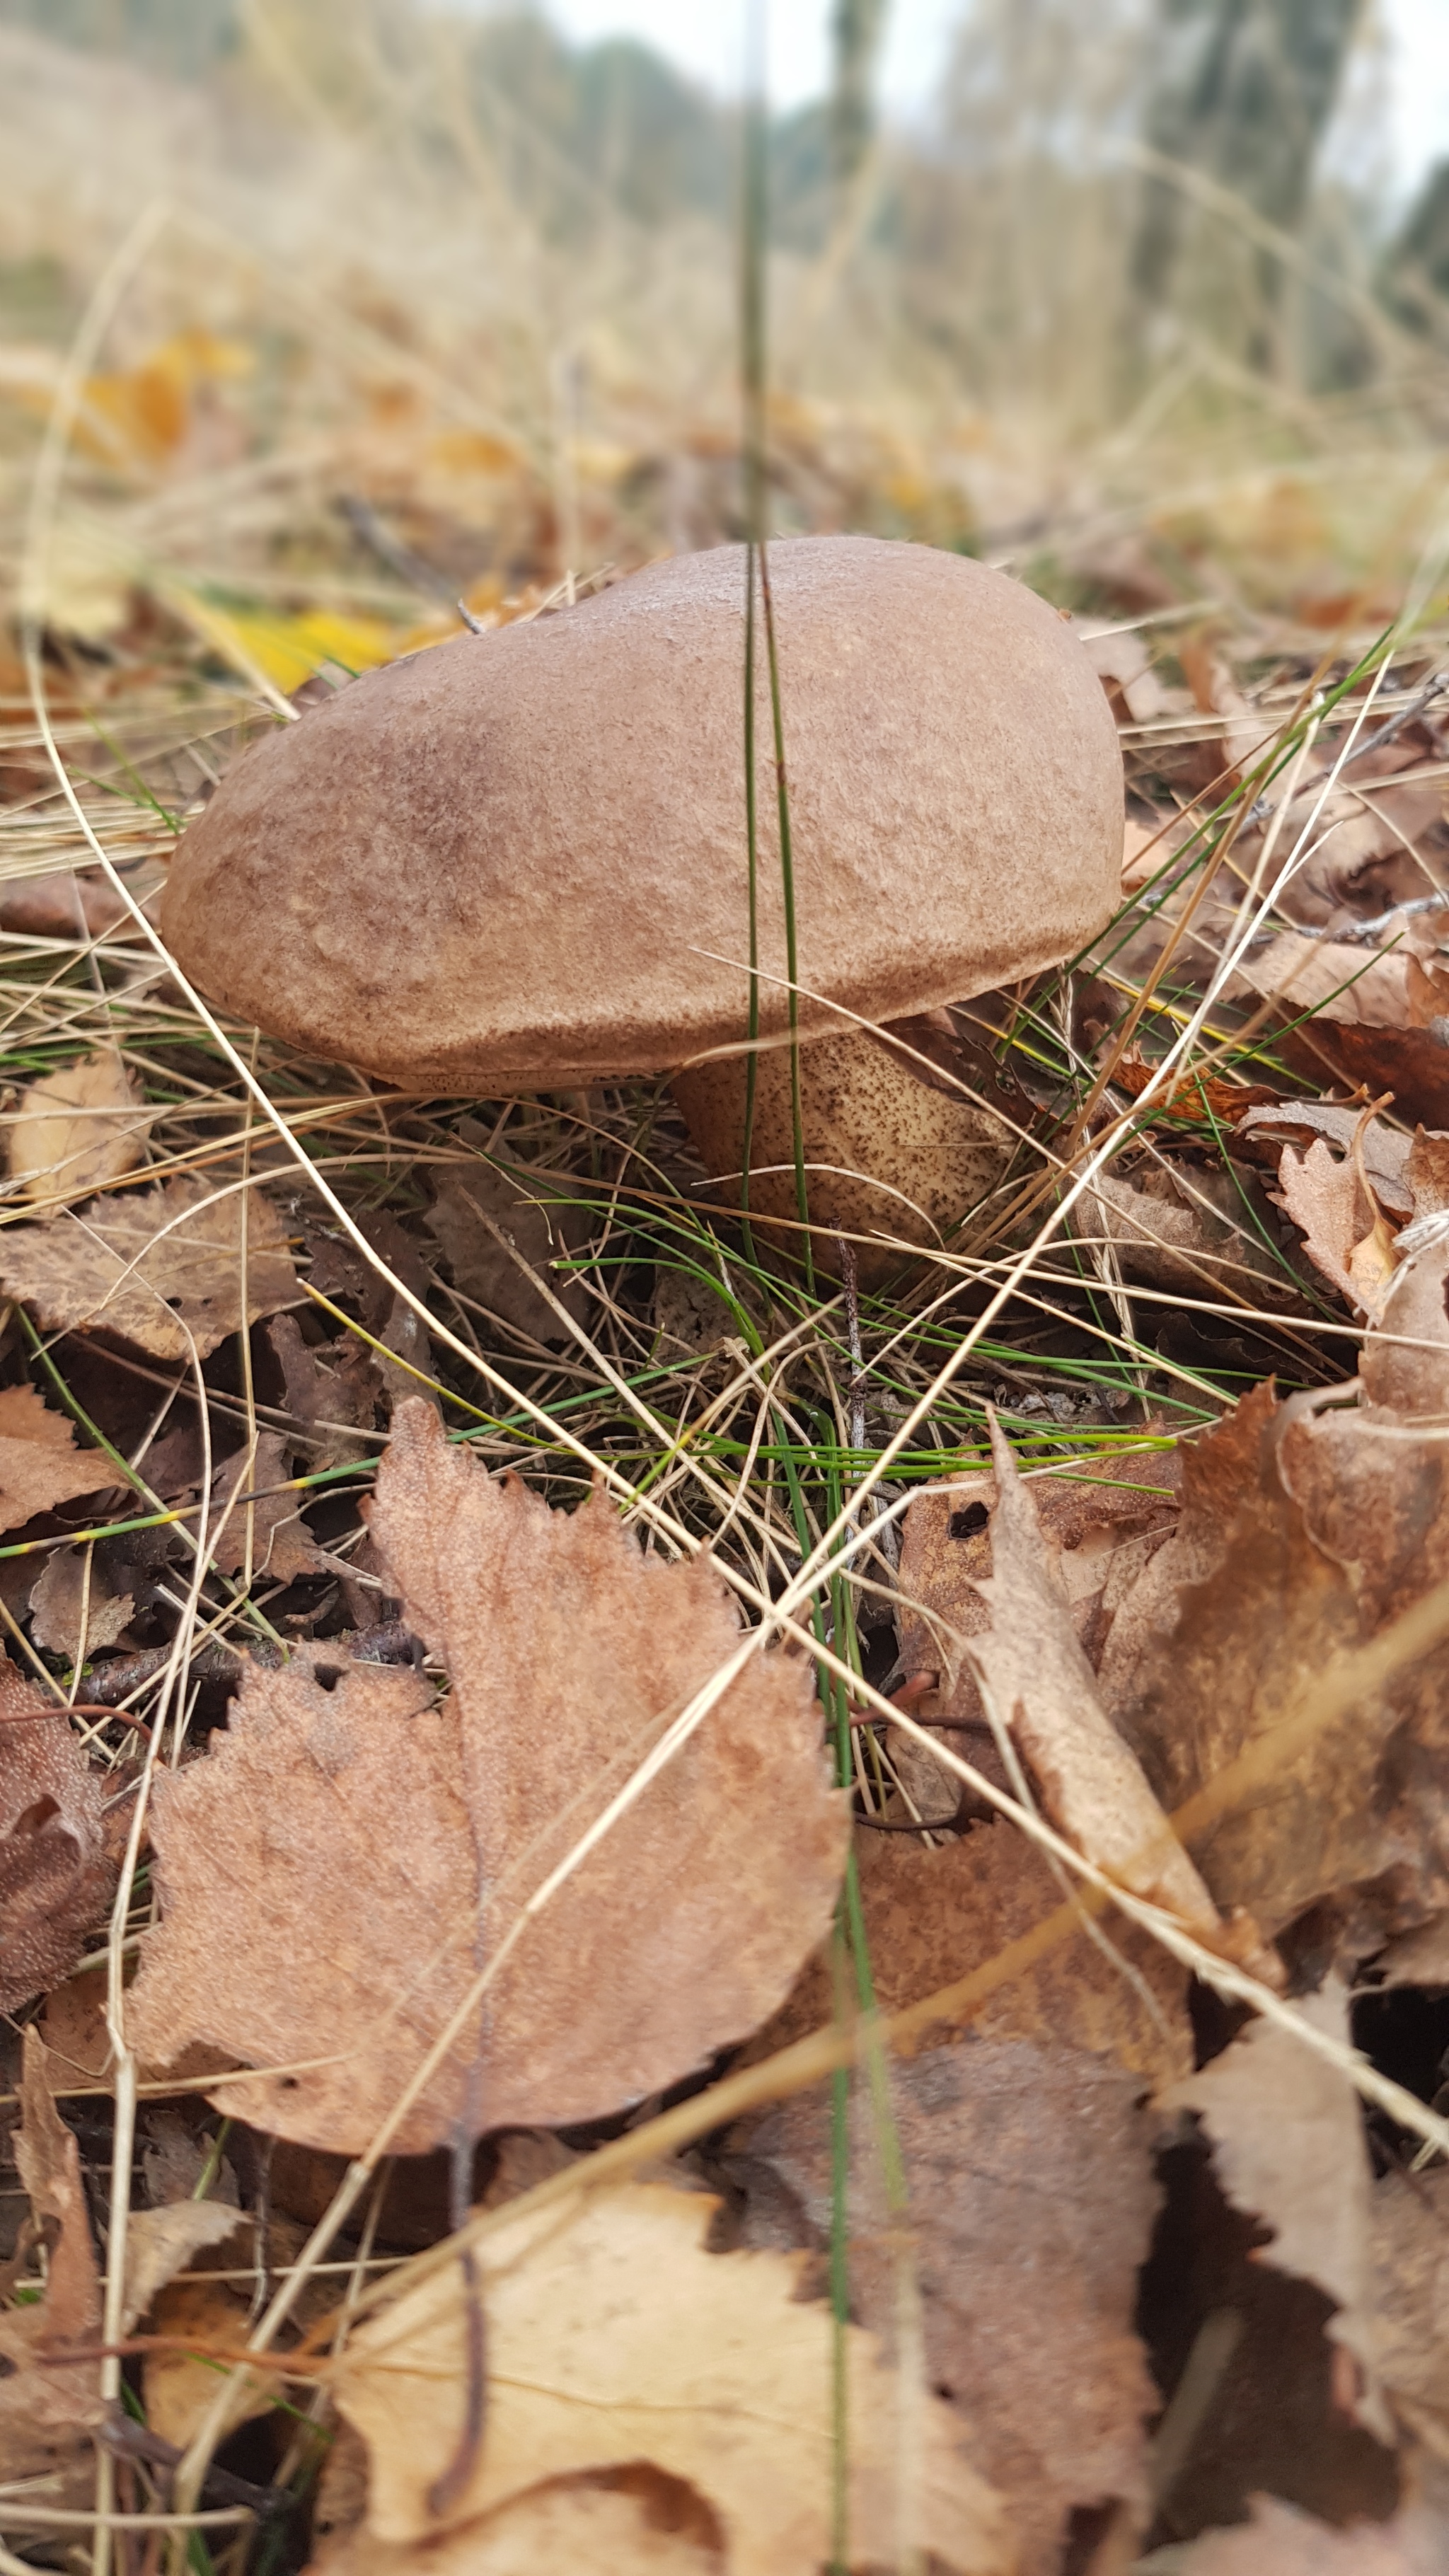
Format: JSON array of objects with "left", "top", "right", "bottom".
[
  {"left": 1133, "top": 0, "right": 1363, "bottom": 366},
  {"left": 830, "top": 0, "right": 889, "bottom": 186}
]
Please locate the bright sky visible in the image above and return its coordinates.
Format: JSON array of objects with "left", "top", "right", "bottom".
[{"left": 540, "top": 0, "right": 1449, "bottom": 202}]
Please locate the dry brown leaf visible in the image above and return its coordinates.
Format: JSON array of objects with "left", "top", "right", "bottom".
[
  {"left": 8, "top": 1046, "right": 150, "bottom": 1214},
  {"left": 1240, "top": 1103, "right": 1416, "bottom": 1218},
  {"left": 0, "top": 2029, "right": 105, "bottom": 2483},
  {"left": 1167, "top": 2493, "right": 1449, "bottom": 2573},
  {"left": 207, "top": 1431, "right": 328, "bottom": 1581},
  {"left": 0, "top": 865, "right": 145, "bottom": 941},
  {"left": 746, "top": 1815, "right": 1193, "bottom": 2087},
  {"left": 310, "top": 2469, "right": 724, "bottom": 2576},
  {"left": 1077, "top": 1163, "right": 1302, "bottom": 1302},
  {"left": 28, "top": 1542, "right": 134, "bottom": 1657},
  {"left": 122, "top": 2201, "right": 246, "bottom": 2336},
  {"left": 0, "top": 1173, "right": 298, "bottom": 1359},
  {"left": 0, "top": 1673, "right": 116, "bottom": 2011},
  {"left": 1161, "top": 1979, "right": 1390, "bottom": 2441},
  {"left": 1277, "top": 1134, "right": 1376, "bottom": 1308},
  {"left": 964, "top": 1416, "right": 1232, "bottom": 1947},
  {"left": 896, "top": 1437, "right": 1182, "bottom": 1730},
  {"left": 1241, "top": 936, "right": 1449, "bottom": 1130},
  {"left": 269, "top": 1312, "right": 383, "bottom": 1471},
  {"left": 303, "top": 1208, "right": 434, "bottom": 1417},
  {"left": 727, "top": 2039, "right": 1160, "bottom": 2576},
  {"left": 144, "top": 2275, "right": 271, "bottom": 2448},
  {"left": 425, "top": 1160, "right": 591, "bottom": 1343},
  {"left": 36, "top": 1962, "right": 113, "bottom": 2087},
  {"left": 0, "top": 1380, "right": 117, "bottom": 1533},
  {"left": 129, "top": 1402, "right": 848, "bottom": 2152},
  {"left": 1099, "top": 1244, "right": 1449, "bottom": 1951},
  {"left": 330, "top": 2181, "right": 1012, "bottom": 2575},
  {"left": 1366, "top": 2166, "right": 1449, "bottom": 2459}
]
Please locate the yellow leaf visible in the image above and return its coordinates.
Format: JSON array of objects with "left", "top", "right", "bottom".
[
  {"left": 9, "top": 1049, "right": 150, "bottom": 1215},
  {"left": 428, "top": 429, "right": 524, "bottom": 478},
  {"left": 329, "top": 2183, "right": 1012, "bottom": 2575},
  {"left": 186, "top": 602, "right": 400, "bottom": 694}
]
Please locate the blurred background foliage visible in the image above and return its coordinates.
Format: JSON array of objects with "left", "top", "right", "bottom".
[{"left": 1, "top": 0, "right": 1448, "bottom": 692}]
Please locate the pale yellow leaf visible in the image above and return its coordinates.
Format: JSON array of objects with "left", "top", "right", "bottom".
[
  {"left": 333, "top": 2183, "right": 1012, "bottom": 2576},
  {"left": 9, "top": 1048, "right": 150, "bottom": 1215}
]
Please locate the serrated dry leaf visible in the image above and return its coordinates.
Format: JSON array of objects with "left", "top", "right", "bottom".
[
  {"left": 29, "top": 1543, "right": 134, "bottom": 1658},
  {"left": 0, "top": 2029, "right": 105, "bottom": 2483},
  {"left": 1161, "top": 1979, "right": 1390, "bottom": 2442},
  {"left": 0, "top": 1672, "right": 116, "bottom": 2011},
  {"left": 727, "top": 2040, "right": 1160, "bottom": 2576},
  {"left": 8, "top": 1046, "right": 150, "bottom": 1214},
  {"left": 425, "top": 1160, "right": 590, "bottom": 1344},
  {"left": 310, "top": 2469, "right": 724, "bottom": 2576},
  {"left": 0, "top": 1173, "right": 297, "bottom": 1359},
  {"left": 128, "top": 1402, "right": 848, "bottom": 2152},
  {"left": 964, "top": 1416, "right": 1233, "bottom": 1948},
  {"left": 746, "top": 1815, "right": 1193, "bottom": 2086},
  {"left": 1099, "top": 1244, "right": 1449, "bottom": 1951},
  {"left": 330, "top": 2182, "right": 1012, "bottom": 2575},
  {"left": 1277, "top": 1133, "right": 1376, "bottom": 1308},
  {"left": 0, "top": 1380, "right": 117, "bottom": 1533},
  {"left": 1168, "top": 2493, "right": 1449, "bottom": 2574},
  {"left": 1240, "top": 1103, "right": 1416, "bottom": 1218}
]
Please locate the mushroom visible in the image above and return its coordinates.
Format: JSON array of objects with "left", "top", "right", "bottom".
[{"left": 162, "top": 536, "right": 1121, "bottom": 1279}]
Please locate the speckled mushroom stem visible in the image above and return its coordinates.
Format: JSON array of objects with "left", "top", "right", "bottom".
[{"left": 671, "top": 1024, "right": 1013, "bottom": 1287}]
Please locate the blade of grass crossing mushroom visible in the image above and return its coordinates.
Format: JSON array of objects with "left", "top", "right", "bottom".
[
  {"left": 738, "top": 63, "right": 766, "bottom": 1272},
  {"left": 739, "top": 5, "right": 813, "bottom": 1294}
]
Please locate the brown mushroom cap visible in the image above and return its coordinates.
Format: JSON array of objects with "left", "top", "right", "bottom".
[{"left": 161, "top": 536, "right": 1122, "bottom": 1090}]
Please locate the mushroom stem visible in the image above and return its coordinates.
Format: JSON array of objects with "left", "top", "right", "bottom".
[{"left": 671, "top": 1024, "right": 1012, "bottom": 1286}]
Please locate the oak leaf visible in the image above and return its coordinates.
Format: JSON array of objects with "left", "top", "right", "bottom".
[
  {"left": 0, "top": 1670, "right": 116, "bottom": 2011},
  {"left": 727, "top": 2040, "right": 1160, "bottom": 2576},
  {"left": 0, "top": 1381, "right": 117, "bottom": 1533},
  {"left": 0, "top": 1174, "right": 297, "bottom": 1360},
  {"left": 328, "top": 2182, "right": 1012, "bottom": 2575},
  {"left": 8, "top": 1046, "right": 150, "bottom": 1215},
  {"left": 0, "top": 2030, "right": 105, "bottom": 2485},
  {"left": 127, "top": 1403, "right": 847, "bottom": 2152}
]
